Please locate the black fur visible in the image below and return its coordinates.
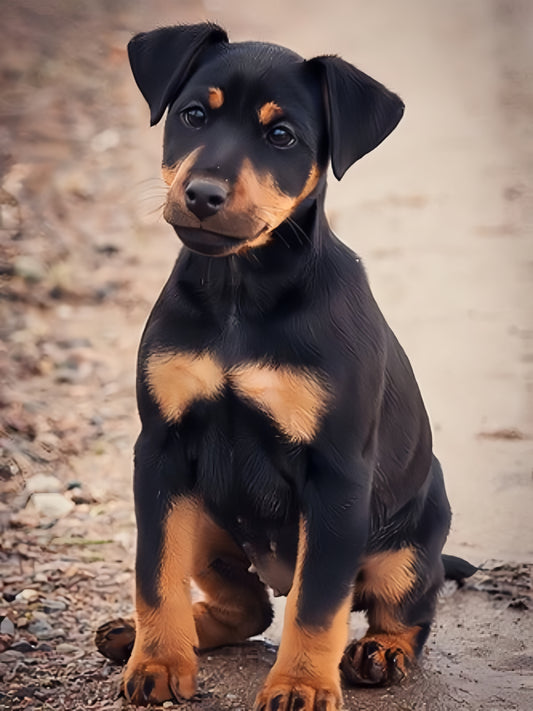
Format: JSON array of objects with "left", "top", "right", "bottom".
[{"left": 120, "top": 23, "right": 474, "bottom": 708}]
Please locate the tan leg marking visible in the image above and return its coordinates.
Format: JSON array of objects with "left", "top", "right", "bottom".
[
  {"left": 145, "top": 351, "right": 224, "bottom": 423},
  {"left": 207, "top": 87, "right": 224, "bottom": 109},
  {"left": 357, "top": 547, "right": 417, "bottom": 608},
  {"left": 124, "top": 497, "right": 200, "bottom": 704},
  {"left": 258, "top": 101, "right": 283, "bottom": 125},
  {"left": 192, "top": 511, "right": 272, "bottom": 648},
  {"left": 343, "top": 547, "right": 420, "bottom": 686},
  {"left": 229, "top": 363, "right": 330, "bottom": 443},
  {"left": 254, "top": 519, "right": 349, "bottom": 710}
]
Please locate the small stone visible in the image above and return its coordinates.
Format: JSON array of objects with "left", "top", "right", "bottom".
[
  {"left": 15, "top": 589, "right": 41, "bottom": 602},
  {"left": 55, "top": 642, "right": 80, "bottom": 655},
  {"left": 13, "top": 255, "right": 46, "bottom": 283},
  {"left": 91, "top": 129, "right": 120, "bottom": 153},
  {"left": 11, "top": 640, "right": 37, "bottom": 653},
  {"left": 0, "top": 617, "right": 15, "bottom": 636},
  {"left": 0, "top": 616, "right": 15, "bottom": 652},
  {"left": 41, "top": 599, "right": 67, "bottom": 613},
  {"left": 26, "top": 474, "right": 62, "bottom": 494},
  {"left": 29, "top": 492, "right": 74, "bottom": 518},
  {"left": 0, "top": 649, "right": 24, "bottom": 662},
  {"left": 28, "top": 619, "right": 53, "bottom": 637}
]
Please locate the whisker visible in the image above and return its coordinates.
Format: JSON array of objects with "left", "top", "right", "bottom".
[
  {"left": 144, "top": 202, "right": 166, "bottom": 217},
  {"left": 272, "top": 228, "right": 291, "bottom": 250},
  {"left": 286, "top": 217, "right": 310, "bottom": 245}
]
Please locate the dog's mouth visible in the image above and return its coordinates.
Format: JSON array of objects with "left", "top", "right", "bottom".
[{"left": 173, "top": 225, "right": 268, "bottom": 257}]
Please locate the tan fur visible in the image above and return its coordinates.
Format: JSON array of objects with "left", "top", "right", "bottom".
[
  {"left": 124, "top": 497, "right": 200, "bottom": 702},
  {"left": 232, "top": 160, "right": 319, "bottom": 235},
  {"left": 162, "top": 147, "right": 202, "bottom": 191},
  {"left": 145, "top": 351, "right": 224, "bottom": 423},
  {"left": 358, "top": 548, "right": 417, "bottom": 605},
  {"left": 146, "top": 350, "right": 330, "bottom": 441},
  {"left": 229, "top": 362, "right": 330, "bottom": 443},
  {"left": 162, "top": 149, "right": 319, "bottom": 252},
  {"left": 207, "top": 87, "right": 224, "bottom": 109},
  {"left": 255, "top": 518, "right": 350, "bottom": 709},
  {"left": 192, "top": 511, "right": 271, "bottom": 648},
  {"left": 258, "top": 101, "right": 283, "bottom": 125}
]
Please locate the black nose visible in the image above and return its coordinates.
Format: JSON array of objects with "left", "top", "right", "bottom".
[{"left": 185, "top": 179, "right": 229, "bottom": 221}]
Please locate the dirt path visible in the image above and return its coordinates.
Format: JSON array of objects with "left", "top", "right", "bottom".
[{"left": 1, "top": 1, "right": 531, "bottom": 710}]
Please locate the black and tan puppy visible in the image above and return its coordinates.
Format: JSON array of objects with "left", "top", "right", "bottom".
[{"left": 101, "top": 22, "right": 473, "bottom": 710}]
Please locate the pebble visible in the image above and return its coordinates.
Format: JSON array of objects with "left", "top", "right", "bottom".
[
  {"left": 13, "top": 255, "right": 46, "bottom": 283},
  {"left": 0, "top": 649, "right": 24, "bottom": 662},
  {"left": 15, "top": 589, "right": 41, "bottom": 602},
  {"left": 41, "top": 599, "right": 67, "bottom": 613},
  {"left": 28, "top": 492, "right": 75, "bottom": 518},
  {"left": 0, "top": 617, "right": 15, "bottom": 636},
  {"left": 11, "top": 640, "right": 37, "bottom": 653},
  {"left": 55, "top": 643, "right": 80, "bottom": 655},
  {"left": 26, "top": 474, "right": 63, "bottom": 494},
  {"left": 28, "top": 619, "right": 53, "bottom": 637},
  {"left": 91, "top": 129, "right": 120, "bottom": 153}
]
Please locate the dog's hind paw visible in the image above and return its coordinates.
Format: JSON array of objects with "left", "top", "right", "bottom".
[
  {"left": 95, "top": 617, "right": 136, "bottom": 664},
  {"left": 341, "top": 634, "right": 414, "bottom": 686}
]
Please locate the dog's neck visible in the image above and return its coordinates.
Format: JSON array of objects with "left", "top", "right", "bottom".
[{"left": 173, "top": 187, "right": 334, "bottom": 320}]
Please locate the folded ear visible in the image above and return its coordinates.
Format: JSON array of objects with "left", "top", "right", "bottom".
[
  {"left": 127, "top": 23, "right": 228, "bottom": 126},
  {"left": 309, "top": 55, "right": 405, "bottom": 180}
]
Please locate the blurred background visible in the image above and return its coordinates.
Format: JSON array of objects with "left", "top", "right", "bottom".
[{"left": 1, "top": 1, "right": 532, "bottom": 709}]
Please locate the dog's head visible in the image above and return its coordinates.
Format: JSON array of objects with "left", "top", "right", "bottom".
[{"left": 128, "top": 23, "right": 404, "bottom": 257}]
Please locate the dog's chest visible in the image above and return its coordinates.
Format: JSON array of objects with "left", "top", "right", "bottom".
[{"left": 145, "top": 350, "right": 330, "bottom": 444}]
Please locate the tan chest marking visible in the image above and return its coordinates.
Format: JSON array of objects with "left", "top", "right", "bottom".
[
  {"left": 229, "top": 363, "right": 330, "bottom": 444},
  {"left": 146, "top": 352, "right": 330, "bottom": 442},
  {"left": 145, "top": 352, "right": 224, "bottom": 423}
]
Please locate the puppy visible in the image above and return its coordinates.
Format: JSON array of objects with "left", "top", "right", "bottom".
[{"left": 107, "top": 23, "right": 465, "bottom": 710}]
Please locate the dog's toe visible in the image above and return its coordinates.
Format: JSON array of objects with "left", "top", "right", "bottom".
[{"left": 341, "top": 635, "right": 411, "bottom": 686}]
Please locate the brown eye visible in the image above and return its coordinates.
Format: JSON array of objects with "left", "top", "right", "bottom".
[
  {"left": 181, "top": 106, "right": 207, "bottom": 128},
  {"left": 267, "top": 125, "right": 296, "bottom": 148}
]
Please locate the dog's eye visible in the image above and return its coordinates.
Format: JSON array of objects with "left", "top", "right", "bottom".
[
  {"left": 267, "top": 126, "right": 296, "bottom": 148},
  {"left": 181, "top": 106, "right": 207, "bottom": 129}
]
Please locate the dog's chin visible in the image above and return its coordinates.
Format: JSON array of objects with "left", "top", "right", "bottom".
[{"left": 172, "top": 225, "right": 251, "bottom": 257}]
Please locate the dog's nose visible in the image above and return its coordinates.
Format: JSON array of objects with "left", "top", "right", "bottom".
[{"left": 185, "top": 179, "right": 228, "bottom": 221}]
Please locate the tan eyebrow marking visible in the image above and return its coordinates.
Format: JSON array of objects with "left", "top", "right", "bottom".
[
  {"left": 258, "top": 101, "right": 283, "bottom": 125},
  {"left": 207, "top": 87, "right": 224, "bottom": 109}
]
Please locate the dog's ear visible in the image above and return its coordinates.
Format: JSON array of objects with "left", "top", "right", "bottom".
[
  {"left": 309, "top": 55, "right": 404, "bottom": 180},
  {"left": 127, "top": 23, "right": 228, "bottom": 126}
]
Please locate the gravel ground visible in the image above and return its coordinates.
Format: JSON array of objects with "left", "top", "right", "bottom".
[{"left": 1, "top": 2, "right": 532, "bottom": 710}]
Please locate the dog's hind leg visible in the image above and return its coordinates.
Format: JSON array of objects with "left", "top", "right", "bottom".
[
  {"left": 342, "top": 457, "right": 452, "bottom": 686},
  {"left": 342, "top": 564, "right": 441, "bottom": 686},
  {"left": 191, "top": 512, "right": 273, "bottom": 649}
]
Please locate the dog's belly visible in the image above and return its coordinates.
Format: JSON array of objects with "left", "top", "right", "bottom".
[{"left": 178, "top": 392, "right": 302, "bottom": 593}]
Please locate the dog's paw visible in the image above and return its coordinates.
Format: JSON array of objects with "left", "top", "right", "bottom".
[
  {"left": 95, "top": 617, "right": 136, "bottom": 664},
  {"left": 341, "top": 634, "right": 413, "bottom": 686},
  {"left": 253, "top": 677, "right": 341, "bottom": 710},
  {"left": 123, "top": 657, "right": 197, "bottom": 706}
]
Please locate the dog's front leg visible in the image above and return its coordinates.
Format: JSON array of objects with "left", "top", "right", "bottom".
[
  {"left": 255, "top": 456, "right": 368, "bottom": 711},
  {"left": 123, "top": 430, "right": 200, "bottom": 705}
]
